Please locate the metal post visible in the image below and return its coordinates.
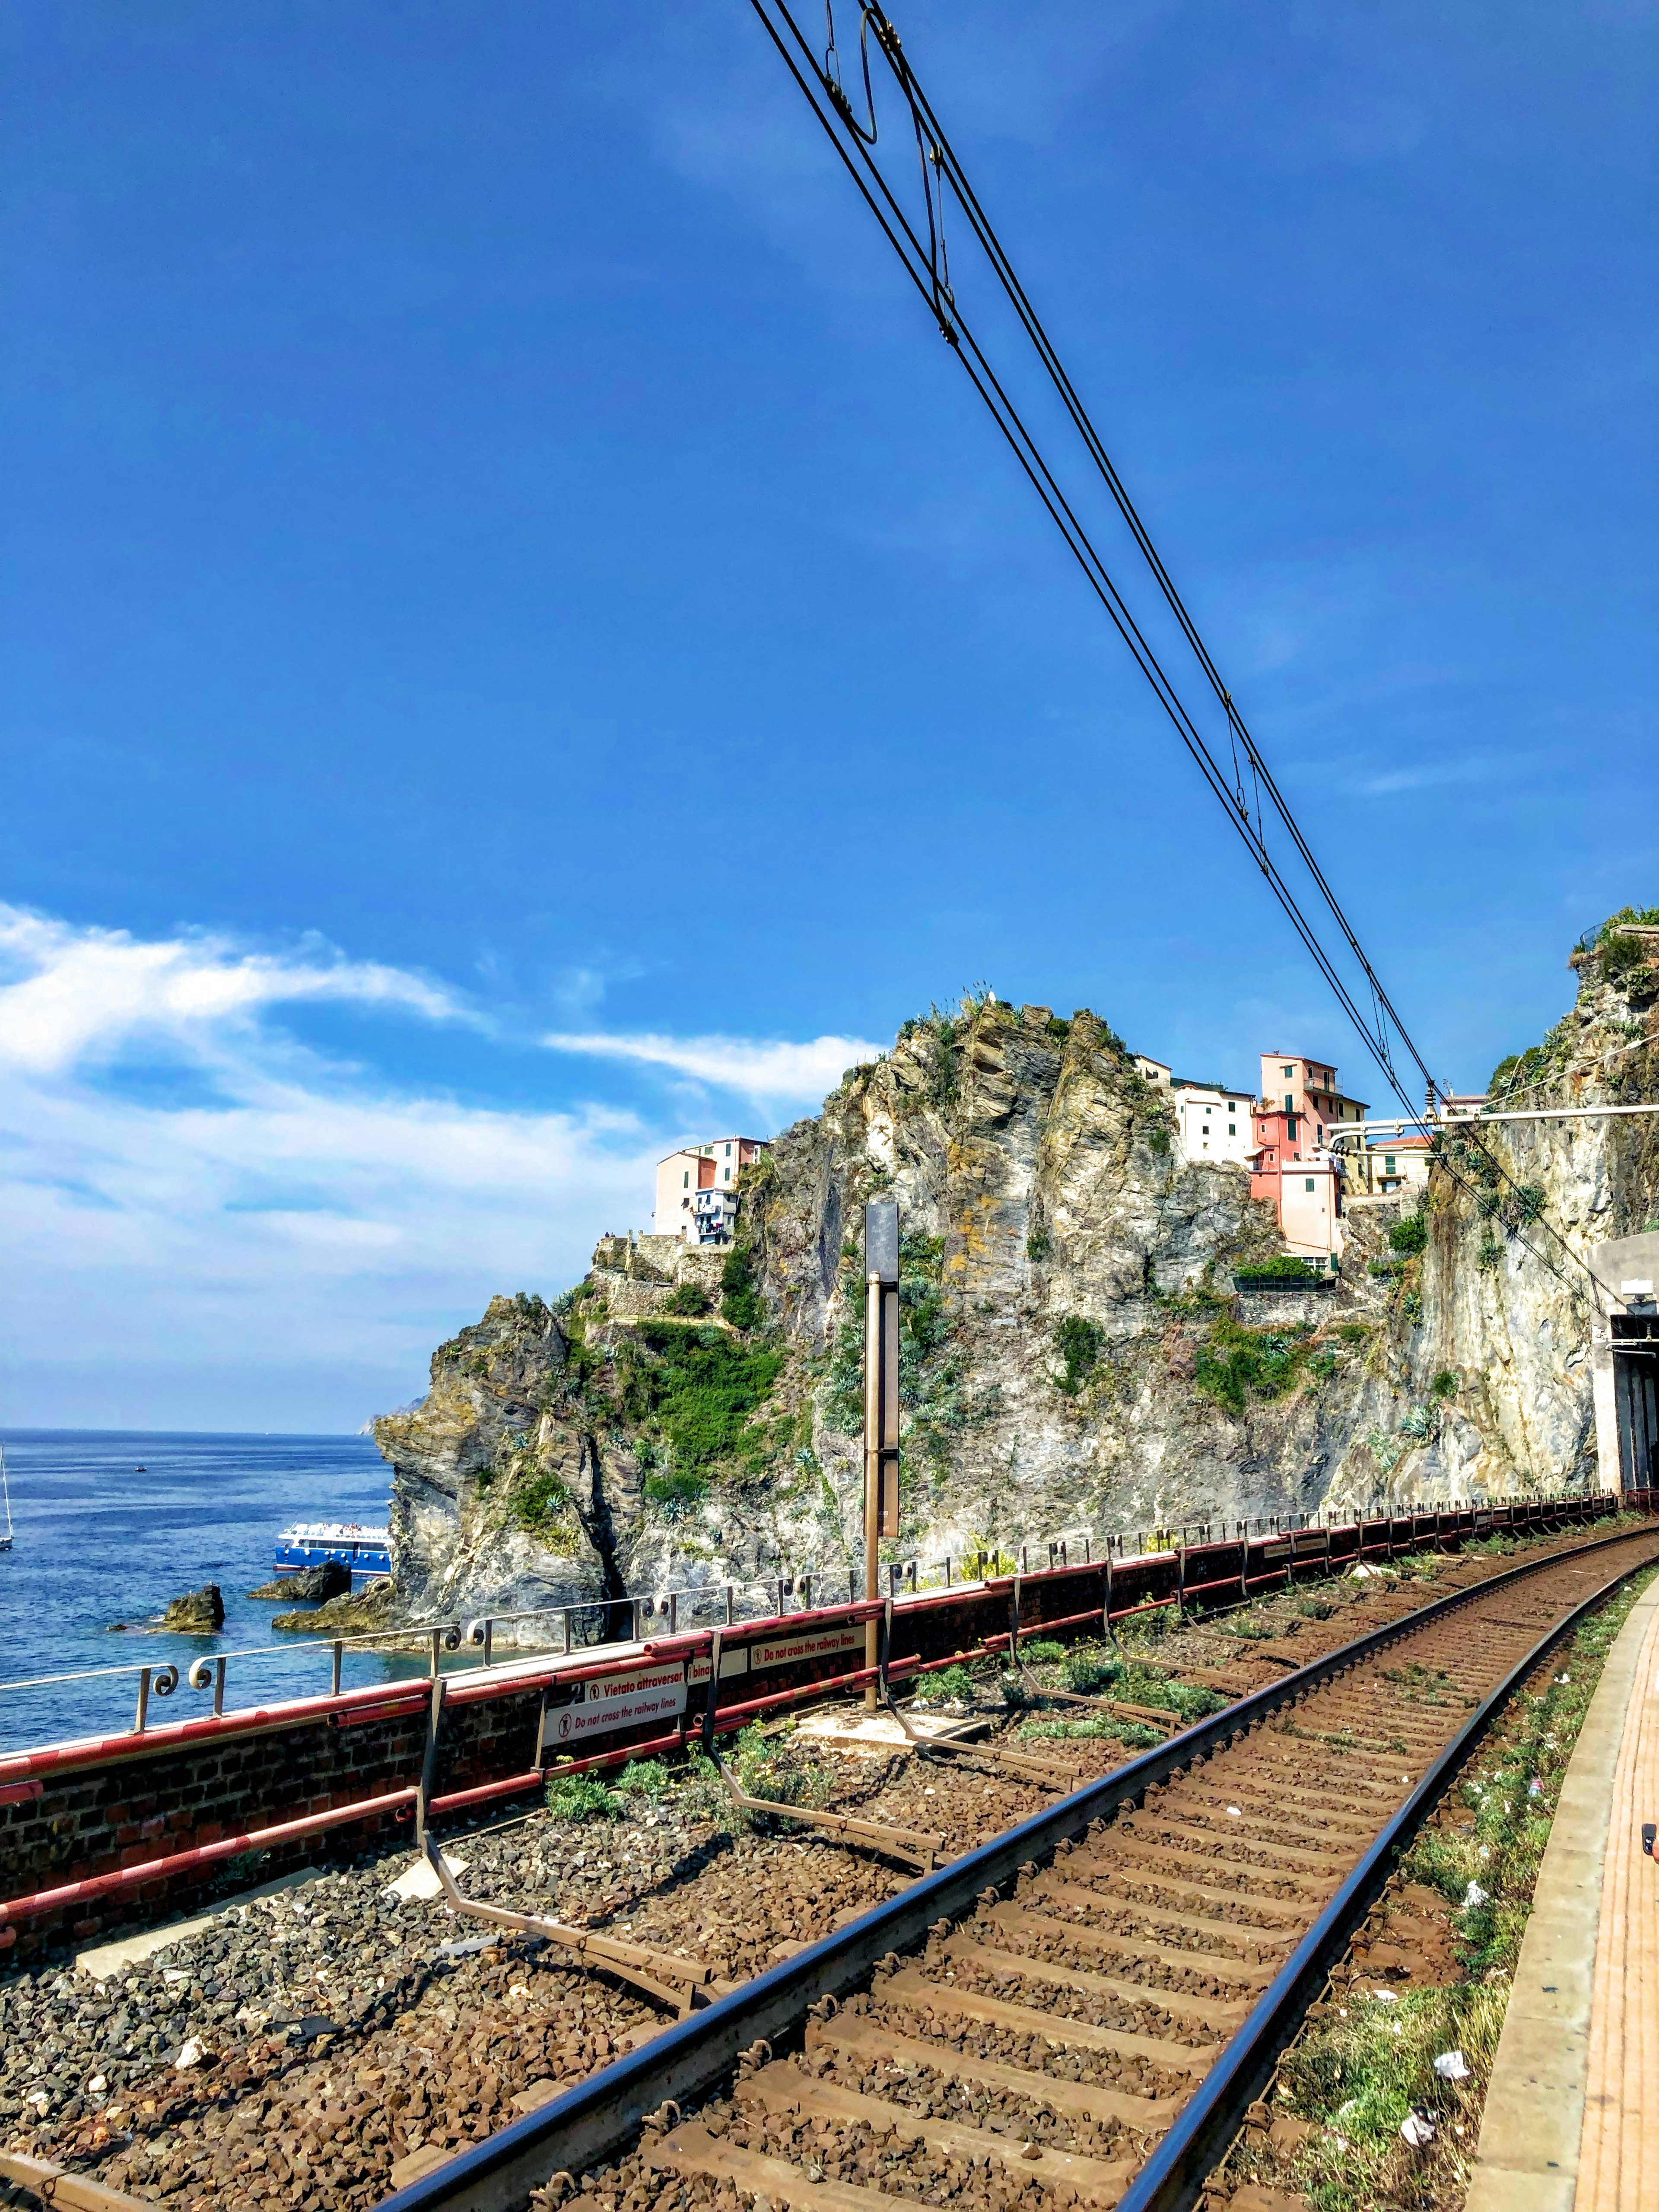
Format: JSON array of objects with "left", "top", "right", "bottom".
[
  {"left": 1103, "top": 1547, "right": 1113, "bottom": 1634},
  {"left": 864, "top": 1200, "right": 900, "bottom": 1713},
  {"left": 213, "top": 1656, "right": 226, "bottom": 1717},
  {"left": 429, "top": 1628, "right": 442, "bottom": 1681},
  {"left": 799, "top": 1573, "right": 812, "bottom": 1612},
  {"left": 134, "top": 1667, "right": 152, "bottom": 1735},
  {"left": 417, "top": 1674, "right": 446, "bottom": 1845},
  {"left": 331, "top": 1640, "right": 344, "bottom": 1697},
  {"left": 725, "top": 1583, "right": 736, "bottom": 1624},
  {"left": 563, "top": 1607, "right": 573, "bottom": 1656}
]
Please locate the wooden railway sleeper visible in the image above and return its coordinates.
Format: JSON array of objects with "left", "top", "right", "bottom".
[
  {"left": 802, "top": 2010, "right": 1185, "bottom": 2130},
  {"left": 935, "top": 1927, "right": 1250, "bottom": 2028},
  {"left": 421, "top": 1835, "right": 737, "bottom": 2016},
  {"left": 1118, "top": 1812, "right": 1358, "bottom": 1869},
  {"left": 1028, "top": 1876, "right": 1297, "bottom": 1963},
  {"left": 735, "top": 2056, "right": 1140, "bottom": 2204},
  {"left": 0, "top": 2149, "right": 157, "bottom": 2211},
  {"left": 977, "top": 1898, "right": 1281, "bottom": 1991},
  {"left": 876, "top": 1968, "right": 1217, "bottom": 2075}
]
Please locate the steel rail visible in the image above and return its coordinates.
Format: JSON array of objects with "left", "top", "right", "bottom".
[
  {"left": 1112, "top": 1538, "right": 1658, "bottom": 2210},
  {"left": 372, "top": 1517, "right": 1659, "bottom": 2212}
]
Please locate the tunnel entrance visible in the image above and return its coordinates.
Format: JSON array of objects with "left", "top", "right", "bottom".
[{"left": 1614, "top": 1312, "right": 1659, "bottom": 1487}]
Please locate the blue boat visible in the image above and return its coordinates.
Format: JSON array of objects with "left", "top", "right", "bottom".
[{"left": 271, "top": 1521, "right": 391, "bottom": 1582}]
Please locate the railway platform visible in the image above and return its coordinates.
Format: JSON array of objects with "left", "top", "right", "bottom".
[{"left": 1468, "top": 1573, "right": 1659, "bottom": 2212}]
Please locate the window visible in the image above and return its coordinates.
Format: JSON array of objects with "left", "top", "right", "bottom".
[
  {"left": 1228, "top": 1124, "right": 1236, "bottom": 1136},
  {"left": 1305, "top": 1178, "right": 1316, "bottom": 1192},
  {"left": 1385, "top": 1157, "right": 1396, "bottom": 1174},
  {"left": 1282, "top": 1065, "right": 1294, "bottom": 1078},
  {"left": 683, "top": 1172, "right": 690, "bottom": 1189},
  {"left": 725, "top": 1143, "right": 731, "bottom": 1155}
]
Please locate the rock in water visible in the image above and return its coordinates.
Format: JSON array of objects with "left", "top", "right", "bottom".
[
  {"left": 248, "top": 1558, "right": 351, "bottom": 1602},
  {"left": 273, "top": 1580, "right": 396, "bottom": 1634},
  {"left": 162, "top": 1583, "right": 225, "bottom": 1633}
]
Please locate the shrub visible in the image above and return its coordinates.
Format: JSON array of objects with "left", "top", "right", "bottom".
[
  {"left": 1389, "top": 1214, "right": 1428, "bottom": 1257},
  {"left": 731, "top": 1723, "right": 829, "bottom": 1812},
  {"left": 615, "top": 1758, "right": 671, "bottom": 1801},
  {"left": 665, "top": 1282, "right": 711, "bottom": 1317},
  {"left": 1432, "top": 1368, "right": 1459, "bottom": 1399},
  {"left": 1478, "top": 1238, "right": 1504, "bottom": 1271},
  {"left": 1194, "top": 1315, "right": 1308, "bottom": 1415},
  {"left": 1063, "top": 1649, "right": 1120, "bottom": 1694},
  {"left": 1237, "top": 1254, "right": 1322, "bottom": 1280},
  {"left": 621, "top": 1320, "right": 784, "bottom": 1475},
  {"left": 1023, "top": 1640, "right": 1066, "bottom": 1664},
  {"left": 1026, "top": 1227, "right": 1054, "bottom": 1261},
  {"left": 545, "top": 1772, "right": 620, "bottom": 1821},
  {"left": 642, "top": 1466, "right": 708, "bottom": 1519},
  {"left": 720, "top": 1246, "right": 763, "bottom": 1332},
  {"left": 512, "top": 1468, "right": 576, "bottom": 1534},
  {"left": 917, "top": 1663, "right": 976, "bottom": 1704},
  {"left": 1054, "top": 1315, "right": 1105, "bottom": 1396},
  {"left": 1120, "top": 1666, "right": 1224, "bottom": 1720}
]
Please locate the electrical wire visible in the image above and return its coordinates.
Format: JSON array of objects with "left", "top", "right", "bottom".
[{"left": 750, "top": 0, "right": 1596, "bottom": 1289}]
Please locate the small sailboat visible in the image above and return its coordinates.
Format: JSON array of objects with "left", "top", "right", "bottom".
[{"left": 0, "top": 1446, "right": 13, "bottom": 1552}]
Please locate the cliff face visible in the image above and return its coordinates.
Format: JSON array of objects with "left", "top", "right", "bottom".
[
  {"left": 1356, "top": 915, "right": 1659, "bottom": 1505},
  {"left": 374, "top": 933, "right": 1659, "bottom": 1629}
]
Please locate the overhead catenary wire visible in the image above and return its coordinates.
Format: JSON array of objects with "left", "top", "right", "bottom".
[{"left": 748, "top": 0, "right": 1602, "bottom": 1293}]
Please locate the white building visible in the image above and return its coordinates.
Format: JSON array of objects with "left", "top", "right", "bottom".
[
  {"left": 1132, "top": 1055, "right": 1173, "bottom": 1087},
  {"left": 654, "top": 1137, "right": 767, "bottom": 1244},
  {"left": 1171, "top": 1079, "right": 1255, "bottom": 1167}
]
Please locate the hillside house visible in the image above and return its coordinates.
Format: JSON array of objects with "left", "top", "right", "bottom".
[
  {"left": 1250, "top": 1054, "right": 1369, "bottom": 1267},
  {"left": 654, "top": 1137, "right": 767, "bottom": 1245},
  {"left": 1172, "top": 1078, "right": 1255, "bottom": 1166}
]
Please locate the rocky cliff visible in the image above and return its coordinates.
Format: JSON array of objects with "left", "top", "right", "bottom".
[{"left": 372, "top": 925, "right": 1659, "bottom": 1631}]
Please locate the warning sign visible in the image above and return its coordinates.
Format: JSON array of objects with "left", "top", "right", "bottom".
[
  {"left": 749, "top": 1624, "right": 862, "bottom": 1672},
  {"left": 547, "top": 1662, "right": 686, "bottom": 1745}
]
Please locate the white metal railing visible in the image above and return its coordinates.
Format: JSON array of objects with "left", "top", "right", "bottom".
[{"left": 0, "top": 1491, "right": 1605, "bottom": 1760}]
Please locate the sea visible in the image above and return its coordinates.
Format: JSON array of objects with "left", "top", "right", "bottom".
[{"left": 0, "top": 1429, "right": 462, "bottom": 1756}]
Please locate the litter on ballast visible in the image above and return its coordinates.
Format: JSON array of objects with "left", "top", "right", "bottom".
[
  {"left": 1463, "top": 1881, "right": 1490, "bottom": 1908},
  {"left": 1401, "top": 2108, "right": 1438, "bottom": 2148},
  {"left": 1433, "top": 2050, "right": 1471, "bottom": 2081}
]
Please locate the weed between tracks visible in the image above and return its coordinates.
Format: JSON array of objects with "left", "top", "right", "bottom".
[{"left": 1224, "top": 1559, "right": 1659, "bottom": 2212}]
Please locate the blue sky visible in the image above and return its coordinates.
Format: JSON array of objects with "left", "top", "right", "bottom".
[{"left": 3, "top": 1, "right": 1654, "bottom": 1430}]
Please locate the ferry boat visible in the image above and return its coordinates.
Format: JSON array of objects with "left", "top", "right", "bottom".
[{"left": 271, "top": 1522, "right": 391, "bottom": 1581}]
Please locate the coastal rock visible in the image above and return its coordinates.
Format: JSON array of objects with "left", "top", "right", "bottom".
[
  {"left": 161, "top": 1585, "right": 224, "bottom": 1634},
  {"left": 249, "top": 1560, "right": 351, "bottom": 1603},
  {"left": 271, "top": 1581, "right": 396, "bottom": 1635}
]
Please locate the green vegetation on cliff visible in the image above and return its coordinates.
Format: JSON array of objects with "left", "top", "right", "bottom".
[{"left": 617, "top": 1318, "right": 785, "bottom": 1513}]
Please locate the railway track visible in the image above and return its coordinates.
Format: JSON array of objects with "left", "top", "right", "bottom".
[{"left": 372, "top": 1519, "right": 1659, "bottom": 2212}]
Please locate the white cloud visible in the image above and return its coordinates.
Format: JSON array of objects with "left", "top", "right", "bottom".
[
  {"left": 0, "top": 904, "right": 467, "bottom": 1077},
  {"left": 0, "top": 908, "right": 662, "bottom": 1428},
  {"left": 540, "top": 1029, "right": 886, "bottom": 1105}
]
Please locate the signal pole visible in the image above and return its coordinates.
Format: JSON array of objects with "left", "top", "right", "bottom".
[{"left": 864, "top": 1201, "right": 900, "bottom": 1711}]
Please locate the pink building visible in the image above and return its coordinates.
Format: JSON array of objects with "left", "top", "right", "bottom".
[
  {"left": 653, "top": 1137, "right": 767, "bottom": 1245},
  {"left": 1249, "top": 1054, "right": 1369, "bottom": 1267}
]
